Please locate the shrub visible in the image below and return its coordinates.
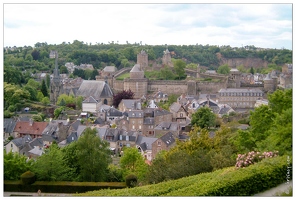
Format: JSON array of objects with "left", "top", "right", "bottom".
[
  {"left": 235, "top": 151, "right": 279, "bottom": 168},
  {"left": 20, "top": 171, "right": 36, "bottom": 185},
  {"left": 125, "top": 174, "right": 137, "bottom": 188}
]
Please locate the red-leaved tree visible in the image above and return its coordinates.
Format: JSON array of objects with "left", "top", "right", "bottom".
[{"left": 112, "top": 89, "right": 134, "bottom": 108}]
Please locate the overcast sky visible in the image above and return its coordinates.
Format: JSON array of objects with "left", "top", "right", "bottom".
[{"left": 3, "top": 2, "right": 293, "bottom": 50}]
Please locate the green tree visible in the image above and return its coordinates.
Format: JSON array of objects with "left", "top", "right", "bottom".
[
  {"left": 217, "top": 64, "right": 230, "bottom": 74},
  {"left": 160, "top": 66, "right": 175, "bottom": 80},
  {"left": 31, "top": 144, "right": 74, "bottom": 181},
  {"left": 41, "top": 79, "right": 48, "bottom": 97},
  {"left": 32, "top": 114, "right": 43, "bottom": 122},
  {"left": 46, "top": 74, "right": 50, "bottom": 88},
  {"left": 59, "top": 66, "right": 68, "bottom": 74},
  {"left": 191, "top": 107, "right": 216, "bottom": 129},
  {"left": 24, "top": 85, "right": 37, "bottom": 101},
  {"left": 41, "top": 97, "right": 50, "bottom": 105},
  {"left": 4, "top": 66, "right": 23, "bottom": 85},
  {"left": 268, "top": 89, "right": 292, "bottom": 115},
  {"left": 37, "top": 91, "right": 44, "bottom": 102},
  {"left": 173, "top": 59, "right": 186, "bottom": 79},
  {"left": 26, "top": 79, "right": 40, "bottom": 90},
  {"left": 75, "top": 127, "right": 112, "bottom": 182},
  {"left": 4, "top": 151, "right": 33, "bottom": 180},
  {"left": 250, "top": 67, "right": 255, "bottom": 74},
  {"left": 120, "top": 147, "right": 148, "bottom": 182},
  {"left": 121, "top": 58, "right": 130, "bottom": 68}
]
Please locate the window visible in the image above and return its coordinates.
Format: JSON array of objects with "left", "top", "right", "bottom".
[
  {"left": 157, "top": 141, "right": 161, "bottom": 146},
  {"left": 139, "top": 125, "right": 141, "bottom": 129},
  {"left": 126, "top": 143, "right": 130, "bottom": 147},
  {"left": 119, "top": 135, "right": 122, "bottom": 140},
  {"left": 11, "top": 144, "right": 13, "bottom": 148},
  {"left": 126, "top": 136, "right": 129, "bottom": 141},
  {"left": 132, "top": 125, "right": 135, "bottom": 129},
  {"left": 119, "top": 143, "right": 122, "bottom": 147}
]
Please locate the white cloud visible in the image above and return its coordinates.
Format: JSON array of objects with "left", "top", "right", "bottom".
[{"left": 3, "top": 3, "right": 292, "bottom": 49}]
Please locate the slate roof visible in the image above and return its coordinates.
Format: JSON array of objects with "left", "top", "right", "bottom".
[
  {"left": 76, "top": 80, "right": 113, "bottom": 99},
  {"left": 12, "top": 135, "right": 33, "bottom": 148},
  {"left": 128, "top": 110, "right": 144, "bottom": 118},
  {"left": 153, "top": 109, "right": 171, "bottom": 116},
  {"left": 108, "top": 107, "right": 123, "bottom": 117},
  {"left": 160, "top": 132, "right": 175, "bottom": 147},
  {"left": 118, "top": 131, "right": 138, "bottom": 142},
  {"left": 169, "top": 102, "right": 182, "bottom": 113},
  {"left": 96, "top": 127, "right": 108, "bottom": 140},
  {"left": 71, "top": 120, "right": 81, "bottom": 132},
  {"left": 4, "top": 118, "right": 17, "bottom": 133},
  {"left": 136, "top": 135, "right": 158, "bottom": 151},
  {"left": 67, "top": 132, "right": 78, "bottom": 144},
  {"left": 218, "top": 88, "right": 263, "bottom": 93},
  {"left": 28, "top": 146, "right": 43, "bottom": 156},
  {"left": 83, "top": 96, "right": 99, "bottom": 103},
  {"left": 154, "top": 122, "right": 179, "bottom": 131},
  {"left": 77, "top": 125, "right": 87, "bottom": 138},
  {"left": 121, "top": 99, "right": 142, "bottom": 110},
  {"left": 94, "top": 117, "right": 105, "bottom": 125},
  {"left": 105, "top": 128, "right": 121, "bottom": 142}
]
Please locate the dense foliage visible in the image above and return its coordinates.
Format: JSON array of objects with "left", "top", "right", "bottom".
[{"left": 75, "top": 156, "right": 289, "bottom": 196}]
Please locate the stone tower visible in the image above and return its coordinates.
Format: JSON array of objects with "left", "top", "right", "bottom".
[
  {"left": 124, "top": 64, "right": 148, "bottom": 99},
  {"left": 227, "top": 68, "right": 241, "bottom": 88},
  {"left": 137, "top": 50, "right": 148, "bottom": 70},
  {"left": 50, "top": 51, "right": 63, "bottom": 105},
  {"left": 264, "top": 73, "right": 276, "bottom": 92},
  {"left": 162, "top": 47, "right": 173, "bottom": 67}
]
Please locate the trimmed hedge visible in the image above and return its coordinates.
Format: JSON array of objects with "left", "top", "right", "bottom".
[
  {"left": 20, "top": 171, "right": 36, "bottom": 185},
  {"left": 4, "top": 181, "right": 126, "bottom": 194},
  {"left": 74, "top": 156, "right": 291, "bottom": 196}
]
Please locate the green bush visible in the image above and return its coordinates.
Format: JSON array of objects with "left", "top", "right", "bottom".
[
  {"left": 125, "top": 174, "right": 138, "bottom": 188},
  {"left": 20, "top": 171, "right": 36, "bottom": 185},
  {"left": 74, "top": 156, "right": 290, "bottom": 196}
]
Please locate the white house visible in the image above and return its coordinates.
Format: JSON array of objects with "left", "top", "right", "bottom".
[{"left": 82, "top": 96, "right": 102, "bottom": 113}]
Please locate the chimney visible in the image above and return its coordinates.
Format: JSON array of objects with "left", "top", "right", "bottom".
[{"left": 29, "top": 119, "right": 33, "bottom": 126}]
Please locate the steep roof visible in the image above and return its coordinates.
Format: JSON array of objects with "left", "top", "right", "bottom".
[
  {"left": 83, "top": 96, "right": 99, "bottom": 103},
  {"left": 130, "top": 64, "right": 142, "bottom": 72},
  {"left": 136, "top": 135, "right": 158, "bottom": 151},
  {"left": 12, "top": 135, "right": 33, "bottom": 148},
  {"left": 76, "top": 80, "right": 113, "bottom": 99},
  {"left": 4, "top": 118, "right": 17, "bottom": 133},
  {"left": 14, "top": 121, "right": 48, "bottom": 136},
  {"left": 169, "top": 102, "right": 182, "bottom": 113},
  {"left": 160, "top": 132, "right": 175, "bottom": 147}
]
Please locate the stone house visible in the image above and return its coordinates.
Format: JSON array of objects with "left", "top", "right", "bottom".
[
  {"left": 154, "top": 121, "right": 181, "bottom": 138},
  {"left": 169, "top": 102, "right": 188, "bottom": 122},
  {"left": 153, "top": 108, "right": 173, "bottom": 125},
  {"left": 151, "top": 132, "right": 175, "bottom": 159},
  {"left": 152, "top": 90, "right": 168, "bottom": 103},
  {"left": 5, "top": 135, "right": 33, "bottom": 154},
  {"left": 13, "top": 120, "right": 48, "bottom": 139},
  {"left": 115, "top": 116, "right": 129, "bottom": 131},
  {"left": 118, "top": 99, "right": 142, "bottom": 112},
  {"left": 136, "top": 135, "right": 158, "bottom": 161},
  {"left": 101, "top": 66, "right": 117, "bottom": 77},
  {"left": 128, "top": 110, "right": 144, "bottom": 132}
]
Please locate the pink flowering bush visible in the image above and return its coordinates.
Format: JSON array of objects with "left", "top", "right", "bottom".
[{"left": 235, "top": 151, "right": 279, "bottom": 168}]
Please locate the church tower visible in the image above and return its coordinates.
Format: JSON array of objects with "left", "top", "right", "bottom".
[{"left": 50, "top": 51, "right": 63, "bottom": 105}]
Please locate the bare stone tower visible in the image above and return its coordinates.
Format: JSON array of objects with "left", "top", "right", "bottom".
[
  {"left": 50, "top": 51, "right": 63, "bottom": 105},
  {"left": 227, "top": 68, "right": 241, "bottom": 88},
  {"left": 124, "top": 64, "right": 148, "bottom": 99},
  {"left": 162, "top": 47, "right": 173, "bottom": 67},
  {"left": 137, "top": 50, "right": 148, "bottom": 70}
]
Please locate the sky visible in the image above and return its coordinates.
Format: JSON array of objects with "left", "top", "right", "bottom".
[{"left": 2, "top": 1, "right": 293, "bottom": 50}]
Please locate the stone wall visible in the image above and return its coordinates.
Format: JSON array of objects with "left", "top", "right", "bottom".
[
  {"left": 197, "top": 81, "right": 227, "bottom": 93},
  {"left": 148, "top": 80, "right": 188, "bottom": 94}
]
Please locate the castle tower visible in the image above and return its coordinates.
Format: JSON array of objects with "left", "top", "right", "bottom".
[
  {"left": 264, "top": 73, "right": 275, "bottom": 92},
  {"left": 162, "top": 47, "right": 173, "bottom": 67},
  {"left": 227, "top": 68, "right": 241, "bottom": 88},
  {"left": 137, "top": 50, "right": 148, "bottom": 70},
  {"left": 50, "top": 51, "right": 63, "bottom": 105},
  {"left": 124, "top": 64, "right": 148, "bottom": 99}
]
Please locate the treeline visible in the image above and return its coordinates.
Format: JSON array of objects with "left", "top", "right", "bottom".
[{"left": 4, "top": 40, "right": 292, "bottom": 74}]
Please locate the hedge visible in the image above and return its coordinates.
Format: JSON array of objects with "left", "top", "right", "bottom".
[
  {"left": 4, "top": 181, "right": 126, "bottom": 194},
  {"left": 74, "top": 156, "right": 291, "bottom": 196}
]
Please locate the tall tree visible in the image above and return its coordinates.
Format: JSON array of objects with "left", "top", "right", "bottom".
[
  {"left": 120, "top": 147, "right": 148, "bottom": 181},
  {"left": 173, "top": 59, "right": 186, "bottom": 80},
  {"left": 31, "top": 144, "right": 74, "bottom": 181},
  {"left": 75, "top": 127, "right": 112, "bottom": 182},
  {"left": 41, "top": 79, "right": 48, "bottom": 97}
]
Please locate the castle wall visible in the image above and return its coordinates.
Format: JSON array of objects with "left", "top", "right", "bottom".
[
  {"left": 148, "top": 80, "right": 188, "bottom": 95},
  {"left": 197, "top": 81, "right": 227, "bottom": 93},
  {"left": 124, "top": 78, "right": 148, "bottom": 98}
]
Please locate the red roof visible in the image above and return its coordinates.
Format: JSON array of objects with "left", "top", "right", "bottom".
[{"left": 14, "top": 121, "right": 48, "bottom": 136}]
